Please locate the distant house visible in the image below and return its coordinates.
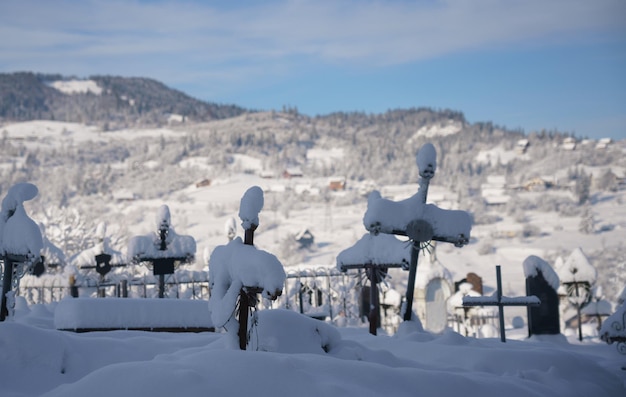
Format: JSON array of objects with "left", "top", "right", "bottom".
[
  {"left": 562, "top": 137, "right": 577, "bottom": 151},
  {"left": 259, "top": 170, "right": 275, "bottom": 179},
  {"left": 481, "top": 175, "right": 509, "bottom": 206},
  {"left": 295, "top": 228, "right": 315, "bottom": 249},
  {"left": 523, "top": 177, "right": 553, "bottom": 191},
  {"left": 329, "top": 177, "right": 346, "bottom": 191},
  {"left": 595, "top": 138, "right": 612, "bottom": 150},
  {"left": 195, "top": 179, "right": 211, "bottom": 188},
  {"left": 516, "top": 139, "right": 530, "bottom": 154},
  {"left": 167, "top": 114, "right": 185, "bottom": 124},
  {"left": 283, "top": 167, "right": 303, "bottom": 178},
  {"left": 112, "top": 189, "right": 136, "bottom": 201}
]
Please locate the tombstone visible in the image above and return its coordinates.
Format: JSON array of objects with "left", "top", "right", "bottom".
[
  {"left": 424, "top": 278, "right": 452, "bottom": 333},
  {"left": 414, "top": 243, "right": 453, "bottom": 333},
  {"left": 526, "top": 270, "right": 560, "bottom": 335},
  {"left": 455, "top": 272, "right": 483, "bottom": 295},
  {"left": 466, "top": 273, "right": 483, "bottom": 295}
]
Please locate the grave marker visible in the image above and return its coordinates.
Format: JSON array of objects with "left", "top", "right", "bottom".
[
  {"left": 424, "top": 278, "right": 451, "bottom": 333},
  {"left": 463, "top": 265, "right": 540, "bottom": 342},
  {"left": 128, "top": 205, "right": 195, "bottom": 298},
  {"left": 556, "top": 247, "right": 596, "bottom": 341},
  {"left": 0, "top": 183, "right": 43, "bottom": 321},
  {"left": 337, "top": 233, "right": 410, "bottom": 335},
  {"left": 363, "top": 143, "right": 472, "bottom": 321},
  {"left": 523, "top": 255, "right": 560, "bottom": 336},
  {"left": 208, "top": 186, "right": 285, "bottom": 350}
]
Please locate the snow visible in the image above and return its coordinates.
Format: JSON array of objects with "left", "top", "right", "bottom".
[
  {"left": 1, "top": 124, "right": 625, "bottom": 395},
  {"left": 0, "top": 183, "right": 43, "bottom": 257},
  {"left": 336, "top": 233, "right": 410, "bottom": 269},
  {"left": 54, "top": 298, "right": 212, "bottom": 330},
  {"left": 581, "top": 300, "right": 613, "bottom": 316},
  {"left": 556, "top": 247, "right": 597, "bottom": 284},
  {"left": 127, "top": 205, "right": 196, "bottom": 261},
  {"left": 208, "top": 237, "right": 286, "bottom": 332},
  {"left": 476, "top": 146, "right": 523, "bottom": 166},
  {"left": 523, "top": 255, "right": 560, "bottom": 291},
  {"left": 238, "top": 186, "right": 264, "bottom": 230},
  {"left": 600, "top": 302, "right": 626, "bottom": 343},
  {"left": 411, "top": 120, "right": 463, "bottom": 139},
  {"left": 416, "top": 142, "right": 437, "bottom": 178},
  {"left": 48, "top": 79, "right": 103, "bottom": 95},
  {"left": 363, "top": 190, "right": 472, "bottom": 246},
  {"left": 1, "top": 304, "right": 624, "bottom": 397},
  {"left": 69, "top": 222, "right": 124, "bottom": 267}
]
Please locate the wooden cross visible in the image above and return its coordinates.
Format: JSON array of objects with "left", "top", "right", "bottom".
[{"left": 463, "top": 265, "right": 541, "bottom": 342}]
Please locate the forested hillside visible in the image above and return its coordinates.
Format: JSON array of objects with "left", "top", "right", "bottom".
[{"left": 0, "top": 72, "right": 247, "bottom": 128}]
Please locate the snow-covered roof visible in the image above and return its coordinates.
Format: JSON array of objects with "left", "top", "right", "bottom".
[
  {"left": 581, "top": 300, "right": 612, "bottom": 316},
  {"left": 336, "top": 233, "right": 410, "bottom": 269},
  {"left": 556, "top": 247, "right": 597, "bottom": 284},
  {"left": 523, "top": 255, "right": 560, "bottom": 291}
]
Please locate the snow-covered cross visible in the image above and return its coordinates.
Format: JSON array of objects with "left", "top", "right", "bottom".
[
  {"left": 0, "top": 183, "right": 43, "bottom": 321},
  {"left": 363, "top": 143, "right": 472, "bottom": 321},
  {"left": 337, "top": 233, "right": 410, "bottom": 335},
  {"left": 556, "top": 248, "right": 597, "bottom": 342},
  {"left": 76, "top": 222, "right": 126, "bottom": 297},
  {"left": 208, "top": 186, "right": 286, "bottom": 350},
  {"left": 463, "top": 265, "right": 541, "bottom": 342},
  {"left": 128, "top": 205, "right": 196, "bottom": 298}
]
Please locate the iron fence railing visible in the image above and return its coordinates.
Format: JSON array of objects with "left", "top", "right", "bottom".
[{"left": 18, "top": 266, "right": 490, "bottom": 336}]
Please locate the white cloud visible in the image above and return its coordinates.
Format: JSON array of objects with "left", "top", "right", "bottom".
[
  {"left": 1, "top": 0, "right": 623, "bottom": 65},
  {"left": 0, "top": 0, "right": 624, "bottom": 97}
]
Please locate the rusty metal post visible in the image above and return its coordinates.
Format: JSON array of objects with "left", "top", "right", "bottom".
[
  {"left": 239, "top": 224, "right": 257, "bottom": 350},
  {"left": 575, "top": 281, "right": 583, "bottom": 342},
  {"left": 403, "top": 242, "right": 420, "bottom": 321},
  {"left": 69, "top": 274, "right": 79, "bottom": 298},
  {"left": 368, "top": 267, "right": 380, "bottom": 335},
  {"left": 0, "top": 256, "right": 13, "bottom": 321},
  {"left": 496, "top": 265, "right": 506, "bottom": 342}
]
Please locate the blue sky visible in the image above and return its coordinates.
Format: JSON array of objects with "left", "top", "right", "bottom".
[{"left": 1, "top": 0, "right": 625, "bottom": 139}]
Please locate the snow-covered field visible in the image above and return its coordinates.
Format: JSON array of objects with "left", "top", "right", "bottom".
[
  {"left": 2, "top": 303, "right": 625, "bottom": 397},
  {"left": 1, "top": 119, "right": 625, "bottom": 396}
]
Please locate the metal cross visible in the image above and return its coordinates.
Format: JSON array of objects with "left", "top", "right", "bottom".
[{"left": 463, "top": 265, "right": 540, "bottom": 342}]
